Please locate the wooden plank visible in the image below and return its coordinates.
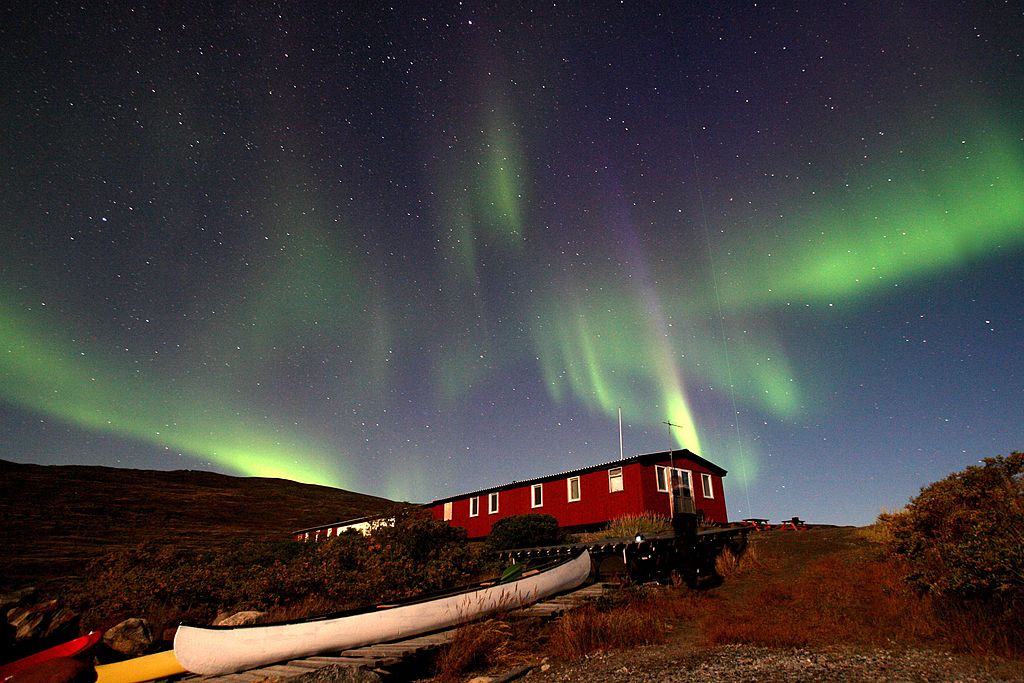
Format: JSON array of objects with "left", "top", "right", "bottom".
[
  {"left": 303, "top": 655, "right": 386, "bottom": 665},
  {"left": 286, "top": 660, "right": 329, "bottom": 669},
  {"left": 399, "top": 632, "right": 456, "bottom": 644},
  {"left": 259, "top": 663, "right": 321, "bottom": 676},
  {"left": 195, "top": 672, "right": 270, "bottom": 683}
]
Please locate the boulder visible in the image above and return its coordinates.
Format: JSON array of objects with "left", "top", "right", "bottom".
[
  {"left": 43, "top": 607, "right": 80, "bottom": 640},
  {"left": 212, "top": 611, "right": 265, "bottom": 627},
  {"left": 8, "top": 600, "right": 58, "bottom": 641},
  {"left": 0, "top": 588, "right": 37, "bottom": 615},
  {"left": 102, "top": 618, "right": 153, "bottom": 657}
]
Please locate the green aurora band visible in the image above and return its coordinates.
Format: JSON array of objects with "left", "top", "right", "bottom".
[
  {"left": 2, "top": 115, "right": 1020, "bottom": 490},
  {"left": 0, "top": 297, "right": 348, "bottom": 485},
  {"left": 716, "top": 126, "right": 1024, "bottom": 310},
  {"left": 524, "top": 121, "right": 1022, "bottom": 477}
]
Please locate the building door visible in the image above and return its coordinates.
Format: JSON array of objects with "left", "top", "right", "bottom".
[{"left": 670, "top": 469, "right": 695, "bottom": 516}]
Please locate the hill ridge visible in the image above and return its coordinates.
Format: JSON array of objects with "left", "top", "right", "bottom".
[{"left": 0, "top": 459, "right": 398, "bottom": 592}]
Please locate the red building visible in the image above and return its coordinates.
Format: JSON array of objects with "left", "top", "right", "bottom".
[{"left": 427, "top": 450, "right": 728, "bottom": 539}]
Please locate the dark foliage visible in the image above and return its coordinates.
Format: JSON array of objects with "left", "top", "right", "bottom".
[
  {"left": 70, "top": 508, "right": 479, "bottom": 633},
  {"left": 484, "top": 514, "right": 565, "bottom": 552},
  {"left": 880, "top": 452, "right": 1024, "bottom": 654}
]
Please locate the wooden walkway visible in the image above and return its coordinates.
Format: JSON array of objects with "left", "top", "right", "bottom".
[{"left": 182, "top": 582, "right": 609, "bottom": 682}]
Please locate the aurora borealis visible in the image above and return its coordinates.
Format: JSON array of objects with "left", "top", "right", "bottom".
[{"left": 2, "top": 2, "right": 1021, "bottom": 523}]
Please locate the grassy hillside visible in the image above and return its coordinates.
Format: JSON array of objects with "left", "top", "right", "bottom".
[{"left": 0, "top": 459, "right": 397, "bottom": 592}]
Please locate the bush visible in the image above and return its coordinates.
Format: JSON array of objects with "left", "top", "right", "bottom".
[
  {"left": 485, "top": 514, "right": 564, "bottom": 552},
  {"left": 879, "top": 452, "right": 1024, "bottom": 654},
  {"left": 879, "top": 452, "right": 1023, "bottom": 601},
  {"left": 71, "top": 507, "right": 479, "bottom": 633}
]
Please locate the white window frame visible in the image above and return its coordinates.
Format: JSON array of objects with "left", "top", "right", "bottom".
[
  {"left": 567, "top": 476, "right": 581, "bottom": 502},
  {"left": 531, "top": 483, "right": 543, "bottom": 508},
  {"left": 488, "top": 491, "right": 499, "bottom": 514},
  {"left": 469, "top": 496, "right": 479, "bottom": 517},
  {"left": 608, "top": 467, "right": 624, "bottom": 493},
  {"left": 656, "top": 465, "right": 692, "bottom": 493},
  {"left": 443, "top": 501, "right": 453, "bottom": 521},
  {"left": 701, "top": 473, "right": 714, "bottom": 499}
]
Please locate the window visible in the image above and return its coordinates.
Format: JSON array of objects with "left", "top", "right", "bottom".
[
  {"left": 701, "top": 473, "right": 714, "bottom": 499},
  {"left": 443, "top": 501, "right": 453, "bottom": 521},
  {"left": 531, "top": 483, "right": 543, "bottom": 508},
  {"left": 656, "top": 466, "right": 692, "bottom": 493},
  {"left": 567, "top": 476, "right": 581, "bottom": 502},
  {"left": 608, "top": 467, "right": 623, "bottom": 493},
  {"left": 488, "top": 491, "right": 499, "bottom": 514},
  {"left": 469, "top": 496, "right": 479, "bottom": 517}
]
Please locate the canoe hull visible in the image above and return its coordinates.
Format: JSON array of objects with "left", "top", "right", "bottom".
[
  {"left": 0, "top": 631, "right": 102, "bottom": 679},
  {"left": 93, "top": 650, "right": 185, "bottom": 683},
  {"left": 175, "top": 550, "right": 591, "bottom": 675}
]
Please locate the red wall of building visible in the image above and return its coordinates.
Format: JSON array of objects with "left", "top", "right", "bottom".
[{"left": 430, "top": 456, "right": 728, "bottom": 538}]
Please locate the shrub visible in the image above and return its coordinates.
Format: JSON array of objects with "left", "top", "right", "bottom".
[
  {"left": 879, "top": 452, "right": 1023, "bottom": 654},
  {"left": 366, "top": 508, "right": 477, "bottom": 597},
  {"left": 603, "top": 512, "right": 673, "bottom": 539},
  {"left": 484, "top": 514, "right": 564, "bottom": 552},
  {"left": 71, "top": 507, "right": 479, "bottom": 632},
  {"left": 573, "top": 513, "right": 674, "bottom": 543},
  {"left": 879, "top": 452, "right": 1024, "bottom": 602}
]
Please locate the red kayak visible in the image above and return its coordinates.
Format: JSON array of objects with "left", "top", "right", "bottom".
[{"left": 0, "top": 631, "right": 103, "bottom": 680}]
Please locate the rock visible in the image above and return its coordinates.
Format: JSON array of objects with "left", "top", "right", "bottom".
[
  {"left": 103, "top": 618, "right": 153, "bottom": 657},
  {"left": 467, "top": 678, "right": 493, "bottom": 683},
  {"left": 8, "top": 657, "right": 95, "bottom": 683},
  {"left": 43, "top": 607, "right": 80, "bottom": 640},
  {"left": 0, "top": 588, "right": 38, "bottom": 615},
  {"left": 213, "top": 610, "right": 265, "bottom": 626},
  {"left": 289, "top": 664, "right": 382, "bottom": 682},
  {"left": 8, "top": 600, "right": 58, "bottom": 641}
]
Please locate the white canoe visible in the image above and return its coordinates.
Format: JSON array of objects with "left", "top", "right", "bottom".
[{"left": 174, "top": 550, "right": 591, "bottom": 675}]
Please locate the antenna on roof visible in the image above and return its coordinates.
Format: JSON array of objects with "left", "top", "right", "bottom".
[
  {"left": 618, "top": 407, "right": 624, "bottom": 461},
  {"left": 663, "top": 420, "right": 685, "bottom": 516},
  {"left": 662, "top": 421, "right": 685, "bottom": 470}
]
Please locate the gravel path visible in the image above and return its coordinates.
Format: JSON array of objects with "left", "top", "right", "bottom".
[{"left": 524, "top": 644, "right": 1021, "bottom": 682}]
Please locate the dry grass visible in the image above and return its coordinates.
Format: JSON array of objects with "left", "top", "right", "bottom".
[
  {"left": 699, "top": 553, "right": 939, "bottom": 648},
  {"left": 548, "top": 604, "right": 662, "bottom": 658},
  {"left": 547, "top": 588, "right": 709, "bottom": 659},
  {"left": 434, "top": 619, "right": 514, "bottom": 680},
  {"left": 576, "top": 513, "right": 674, "bottom": 542},
  {"left": 714, "top": 543, "right": 761, "bottom": 579}
]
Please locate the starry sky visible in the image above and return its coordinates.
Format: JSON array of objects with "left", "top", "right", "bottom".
[{"left": 2, "top": 2, "right": 1022, "bottom": 526}]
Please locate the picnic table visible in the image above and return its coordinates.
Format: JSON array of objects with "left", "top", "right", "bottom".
[
  {"left": 739, "top": 518, "right": 771, "bottom": 530},
  {"left": 776, "top": 516, "right": 807, "bottom": 531}
]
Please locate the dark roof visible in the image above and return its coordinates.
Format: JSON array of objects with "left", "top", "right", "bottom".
[{"left": 428, "top": 449, "right": 727, "bottom": 505}]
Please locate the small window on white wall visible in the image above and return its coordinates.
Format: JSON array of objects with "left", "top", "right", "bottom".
[
  {"left": 701, "top": 473, "right": 714, "bottom": 498},
  {"left": 532, "top": 483, "right": 543, "bottom": 508},
  {"left": 608, "top": 467, "right": 624, "bottom": 492},
  {"left": 469, "top": 496, "right": 479, "bottom": 517},
  {"left": 567, "top": 476, "right": 581, "bottom": 502},
  {"left": 443, "top": 501, "right": 453, "bottom": 521},
  {"left": 488, "top": 491, "right": 499, "bottom": 514}
]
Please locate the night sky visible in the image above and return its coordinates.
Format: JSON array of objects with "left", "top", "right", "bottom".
[{"left": 2, "top": 2, "right": 1021, "bottom": 526}]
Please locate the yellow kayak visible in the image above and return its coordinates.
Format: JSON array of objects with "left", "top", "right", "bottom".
[{"left": 94, "top": 649, "right": 186, "bottom": 683}]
